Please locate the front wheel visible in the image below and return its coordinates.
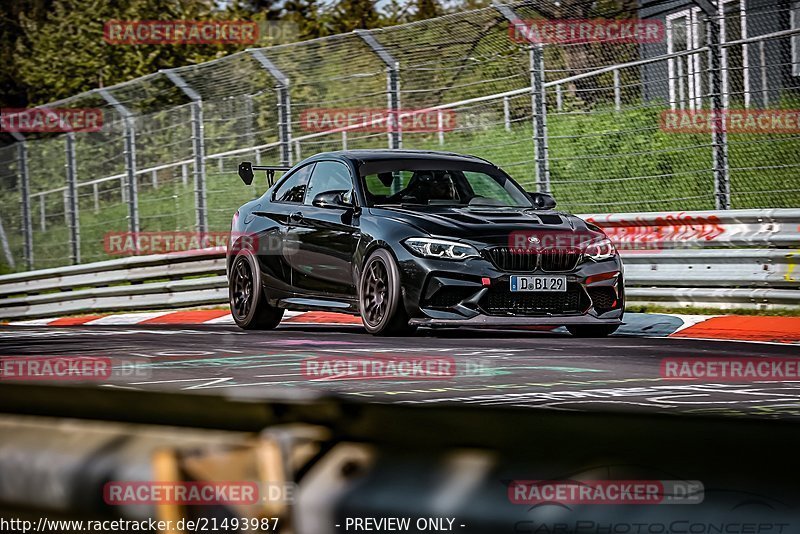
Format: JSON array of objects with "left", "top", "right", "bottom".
[
  {"left": 229, "top": 250, "right": 284, "bottom": 330},
  {"left": 359, "top": 249, "right": 415, "bottom": 336},
  {"left": 566, "top": 324, "right": 619, "bottom": 338}
]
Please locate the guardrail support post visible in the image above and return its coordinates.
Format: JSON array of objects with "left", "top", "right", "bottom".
[
  {"left": 530, "top": 44, "right": 550, "bottom": 193},
  {"left": 11, "top": 133, "right": 33, "bottom": 270},
  {"left": 249, "top": 50, "right": 292, "bottom": 167},
  {"left": 65, "top": 132, "right": 80, "bottom": 264},
  {"left": 705, "top": 13, "right": 731, "bottom": 210},
  {"left": 356, "top": 30, "right": 402, "bottom": 152},
  {"left": 164, "top": 70, "right": 208, "bottom": 232},
  {"left": 99, "top": 89, "right": 140, "bottom": 236}
]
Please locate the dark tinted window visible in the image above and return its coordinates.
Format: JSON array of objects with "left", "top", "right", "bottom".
[
  {"left": 305, "top": 161, "right": 353, "bottom": 205},
  {"left": 362, "top": 168, "right": 529, "bottom": 207},
  {"left": 272, "top": 164, "right": 313, "bottom": 203}
]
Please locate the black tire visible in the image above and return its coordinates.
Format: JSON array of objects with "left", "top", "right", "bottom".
[
  {"left": 229, "top": 250, "right": 284, "bottom": 330},
  {"left": 566, "top": 324, "right": 620, "bottom": 338},
  {"left": 359, "top": 249, "right": 415, "bottom": 336}
]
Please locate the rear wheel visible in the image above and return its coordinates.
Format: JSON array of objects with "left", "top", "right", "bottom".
[
  {"left": 229, "top": 250, "right": 284, "bottom": 330},
  {"left": 566, "top": 324, "right": 619, "bottom": 337},
  {"left": 359, "top": 249, "right": 415, "bottom": 336}
]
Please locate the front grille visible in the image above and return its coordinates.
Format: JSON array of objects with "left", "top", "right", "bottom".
[
  {"left": 481, "top": 284, "right": 584, "bottom": 316},
  {"left": 427, "top": 287, "right": 476, "bottom": 308},
  {"left": 486, "top": 248, "right": 538, "bottom": 272},
  {"left": 588, "top": 287, "right": 617, "bottom": 310},
  {"left": 540, "top": 248, "right": 581, "bottom": 272},
  {"left": 486, "top": 247, "right": 581, "bottom": 272}
]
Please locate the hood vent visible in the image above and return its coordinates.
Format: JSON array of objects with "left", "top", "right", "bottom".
[{"left": 537, "top": 214, "right": 563, "bottom": 225}]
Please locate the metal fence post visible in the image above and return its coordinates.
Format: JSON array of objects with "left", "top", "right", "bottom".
[
  {"left": 244, "top": 93, "right": 255, "bottom": 150},
  {"left": 494, "top": 1, "right": 549, "bottom": 192},
  {"left": 356, "top": 30, "right": 402, "bottom": 151},
  {"left": 530, "top": 44, "right": 550, "bottom": 193},
  {"left": 39, "top": 195, "right": 45, "bottom": 231},
  {"left": 65, "top": 132, "right": 80, "bottom": 264},
  {"left": 706, "top": 16, "right": 731, "bottom": 210},
  {"left": 0, "top": 215, "right": 14, "bottom": 270},
  {"left": 164, "top": 70, "right": 208, "bottom": 233},
  {"left": 11, "top": 132, "right": 32, "bottom": 269},
  {"left": 99, "top": 89, "right": 140, "bottom": 236},
  {"left": 249, "top": 50, "right": 293, "bottom": 167}
]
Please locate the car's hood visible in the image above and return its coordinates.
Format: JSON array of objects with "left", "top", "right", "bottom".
[{"left": 369, "top": 205, "right": 605, "bottom": 246}]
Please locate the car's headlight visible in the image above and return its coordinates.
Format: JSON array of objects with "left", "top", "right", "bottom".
[
  {"left": 583, "top": 237, "right": 616, "bottom": 261},
  {"left": 404, "top": 237, "right": 480, "bottom": 260}
]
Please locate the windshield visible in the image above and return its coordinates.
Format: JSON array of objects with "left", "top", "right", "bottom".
[{"left": 362, "top": 168, "right": 532, "bottom": 208}]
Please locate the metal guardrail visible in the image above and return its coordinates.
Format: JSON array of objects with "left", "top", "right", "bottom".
[
  {"left": 0, "top": 209, "right": 797, "bottom": 320},
  {"left": 583, "top": 209, "right": 800, "bottom": 248}
]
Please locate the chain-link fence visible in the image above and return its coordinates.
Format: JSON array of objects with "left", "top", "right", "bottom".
[{"left": 1, "top": 0, "right": 798, "bottom": 272}]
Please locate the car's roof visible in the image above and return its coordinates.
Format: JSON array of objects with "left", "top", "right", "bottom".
[{"left": 311, "top": 149, "right": 496, "bottom": 166}]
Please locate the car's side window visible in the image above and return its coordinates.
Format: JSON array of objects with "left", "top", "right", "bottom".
[
  {"left": 272, "top": 164, "right": 314, "bottom": 204},
  {"left": 304, "top": 161, "right": 354, "bottom": 206}
]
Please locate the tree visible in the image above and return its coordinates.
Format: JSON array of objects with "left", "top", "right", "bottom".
[
  {"left": 329, "top": 0, "right": 381, "bottom": 34},
  {"left": 412, "top": 0, "right": 441, "bottom": 21}
]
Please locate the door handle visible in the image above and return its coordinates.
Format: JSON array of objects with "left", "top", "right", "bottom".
[{"left": 289, "top": 211, "right": 304, "bottom": 223}]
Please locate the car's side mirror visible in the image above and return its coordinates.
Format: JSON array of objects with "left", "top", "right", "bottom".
[
  {"left": 312, "top": 190, "right": 352, "bottom": 209},
  {"left": 238, "top": 162, "right": 254, "bottom": 185},
  {"left": 528, "top": 192, "right": 557, "bottom": 210}
]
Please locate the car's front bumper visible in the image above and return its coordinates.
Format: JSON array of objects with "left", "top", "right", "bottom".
[{"left": 394, "top": 246, "right": 624, "bottom": 325}]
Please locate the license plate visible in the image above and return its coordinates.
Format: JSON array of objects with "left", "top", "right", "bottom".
[{"left": 510, "top": 275, "right": 566, "bottom": 292}]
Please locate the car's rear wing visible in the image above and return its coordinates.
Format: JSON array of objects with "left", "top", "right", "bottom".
[{"left": 238, "top": 161, "right": 291, "bottom": 187}]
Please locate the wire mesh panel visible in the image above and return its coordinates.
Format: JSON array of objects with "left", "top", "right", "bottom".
[
  {"left": 25, "top": 136, "right": 70, "bottom": 269},
  {"left": 0, "top": 144, "right": 23, "bottom": 273},
  {"left": 724, "top": 2, "right": 800, "bottom": 209},
  {"left": 1, "top": 0, "right": 799, "bottom": 271}
]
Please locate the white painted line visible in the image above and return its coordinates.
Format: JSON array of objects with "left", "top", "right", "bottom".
[
  {"left": 7, "top": 318, "right": 57, "bottom": 326},
  {"left": 85, "top": 312, "right": 169, "bottom": 325},
  {"left": 204, "top": 314, "right": 235, "bottom": 324},
  {"left": 673, "top": 314, "right": 719, "bottom": 333}
]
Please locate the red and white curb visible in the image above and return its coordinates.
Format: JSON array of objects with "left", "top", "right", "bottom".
[
  {"left": 6, "top": 310, "right": 362, "bottom": 327},
  {"left": 5, "top": 310, "right": 800, "bottom": 344}
]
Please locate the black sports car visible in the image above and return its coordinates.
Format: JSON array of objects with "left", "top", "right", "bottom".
[{"left": 228, "top": 150, "right": 624, "bottom": 336}]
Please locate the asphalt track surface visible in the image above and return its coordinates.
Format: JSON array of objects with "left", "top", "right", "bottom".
[{"left": 2, "top": 322, "right": 799, "bottom": 420}]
